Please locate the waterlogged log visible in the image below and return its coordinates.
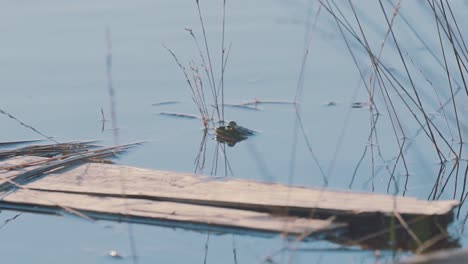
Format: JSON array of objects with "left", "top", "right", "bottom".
[{"left": 0, "top": 189, "right": 344, "bottom": 236}]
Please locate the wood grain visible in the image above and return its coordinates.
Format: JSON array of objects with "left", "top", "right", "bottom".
[
  {"left": 0, "top": 188, "right": 343, "bottom": 235},
  {"left": 18, "top": 160, "right": 458, "bottom": 217}
]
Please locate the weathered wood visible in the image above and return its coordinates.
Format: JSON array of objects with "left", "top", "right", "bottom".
[
  {"left": 398, "top": 248, "right": 468, "bottom": 264},
  {"left": 0, "top": 189, "right": 344, "bottom": 236},
  {"left": 0, "top": 156, "right": 460, "bottom": 248},
  {"left": 18, "top": 160, "right": 458, "bottom": 217}
]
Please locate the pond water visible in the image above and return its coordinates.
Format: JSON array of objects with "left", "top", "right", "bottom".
[{"left": 1, "top": 0, "right": 468, "bottom": 263}]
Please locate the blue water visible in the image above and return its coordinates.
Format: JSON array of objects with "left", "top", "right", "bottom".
[{"left": 1, "top": 0, "right": 468, "bottom": 263}]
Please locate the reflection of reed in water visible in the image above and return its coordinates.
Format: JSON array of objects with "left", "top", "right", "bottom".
[
  {"left": 193, "top": 126, "right": 250, "bottom": 177},
  {"left": 194, "top": 129, "right": 234, "bottom": 177},
  {"left": 194, "top": 129, "right": 208, "bottom": 174},
  {"left": 193, "top": 121, "right": 255, "bottom": 175}
]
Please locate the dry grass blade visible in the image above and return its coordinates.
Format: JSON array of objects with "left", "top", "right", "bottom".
[
  {"left": 165, "top": 1, "right": 231, "bottom": 130},
  {"left": 0, "top": 108, "right": 58, "bottom": 144},
  {"left": 318, "top": 0, "right": 468, "bottom": 199},
  {"left": 106, "top": 28, "right": 119, "bottom": 146},
  {"left": 394, "top": 211, "right": 422, "bottom": 247},
  {"left": 163, "top": 44, "right": 210, "bottom": 128},
  {"left": 0, "top": 143, "right": 140, "bottom": 192},
  {"left": 0, "top": 141, "right": 99, "bottom": 160},
  {"left": 0, "top": 140, "right": 42, "bottom": 147}
]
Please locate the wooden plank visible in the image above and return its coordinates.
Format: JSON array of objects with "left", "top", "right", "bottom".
[
  {"left": 0, "top": 189, "right": 344, "bottom": 236},
  {"left": 17, "top": 160, "right": 458, "bottom": 217},
  {"left": 398, "top": 248, "right": 468, "bottom": 264},
  {"left": 0, "top": 156, "right": 460, "bottom": 250}
]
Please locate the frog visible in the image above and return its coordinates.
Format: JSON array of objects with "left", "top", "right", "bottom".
[{"left": 215, "top": 121, "right": 255, "bottom": 147}]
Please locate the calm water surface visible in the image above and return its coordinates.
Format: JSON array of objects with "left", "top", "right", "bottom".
[{"left": 1, "top": 1, "right": 468, "bottom": 263}]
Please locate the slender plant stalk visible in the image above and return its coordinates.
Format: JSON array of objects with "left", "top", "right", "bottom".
[{"left": 106, "top": 28, "right": 138, "bottom": 264}]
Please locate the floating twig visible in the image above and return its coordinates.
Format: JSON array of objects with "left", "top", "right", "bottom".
[
  {"left": 151, "top": 101, "right": 181, "bottom": 106},
  {"left": 158, "top": 112, "right": 200, "bottom": 120}
]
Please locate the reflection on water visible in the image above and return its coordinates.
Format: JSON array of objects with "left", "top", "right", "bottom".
[
  {"left": 1, "top": 0, "right": 468, "bottom": 263},
  {"left": 194, "top": 129, "right": 234, "bottom": 176}
]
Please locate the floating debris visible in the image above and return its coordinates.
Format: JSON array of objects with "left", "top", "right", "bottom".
[
  {"left": 0, "top": 213, "right": 21, "bottom": 230},
  {"left": 152, "top": 101, "right": 181, "bottom": 106},
  {"left": 351, "top": 102, "right": 369, "bottom": 108},
  {"left": 100, "top": 108, "right": 107, "bottom": 122},
  {"left": 0, "top": 142, "right": 140, "bottom": 192},
  {"left": 100, "top": 108, "right": 107, "bottom": 132},
  {"left": 108, "top": 250, "right": 123, "bottom": 259},
  {"left": 322, "top": 101, "right": 338, "bottom": 107},
  {"left": 223, "top": 103, "right": 262, "bottom": 111},
  {"left": 242, "top": 98, "right": 296, "bottom": 106},
  {"left": 215, "top": 121, "right": 255, "bottom": 147},
  {"left": 158, "top": 112, "right": 199, "bottom": 119}
]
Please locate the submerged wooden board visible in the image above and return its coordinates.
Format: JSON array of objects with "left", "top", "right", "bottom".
[
  {"left": 17, "top": 160, "right": 458, "bottom": 217},
  {"left": 0, "top": 189, "right": 343, "bottom": 236}
]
